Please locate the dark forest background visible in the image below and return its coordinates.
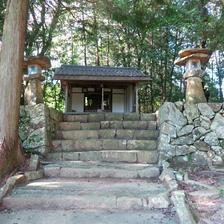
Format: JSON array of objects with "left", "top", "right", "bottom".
[{"left": 1, "top": 0, "right": 224, "bottom": 112}]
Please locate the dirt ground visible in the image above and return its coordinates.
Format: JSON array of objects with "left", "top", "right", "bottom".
[{"left": 179, "top": 170, "right": 224, "bottom": 223}]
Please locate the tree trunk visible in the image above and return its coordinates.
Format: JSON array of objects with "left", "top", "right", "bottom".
[
  {"left": 82, "top": 9, "right": 87, "bottom": 66},
  {"left": 0, "top": 0, "right": 28, "bottom": 178}
]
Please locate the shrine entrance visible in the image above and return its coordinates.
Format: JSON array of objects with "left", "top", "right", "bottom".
[{"left": 84, "top": 91, "right": 112, "bottom": 112}]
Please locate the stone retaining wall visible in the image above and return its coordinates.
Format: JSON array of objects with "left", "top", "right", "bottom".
[
  {"left": 158, "top": 102, "right": 224, "bottom": 167},
  {"left": 19, "top": 104, "right": 63, "bottom": 156}
]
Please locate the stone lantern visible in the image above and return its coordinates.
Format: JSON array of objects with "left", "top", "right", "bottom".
[
  {"left": 175, "top": 48, "right": 211, "bottom": 104},
  {"left": 23, "top": 56, "right": 51, "bottom": 105}
]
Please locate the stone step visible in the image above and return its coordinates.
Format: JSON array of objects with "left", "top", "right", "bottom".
[
  {"left": 47, "top": 150, "right": 158, "bottom": 164},
  {"left": 0, "top": 209, "right": 177, "bottom": 224},
  {"left": 56, "top": 130, "right": 159, "bottom": 140},
  {"left": 63, "top": 113, "right": 156, "bottom": 122},
  {"left": 51, "top": 139, "right": 157, "bottom": 151},
  {"left": 43, "top": 161, "right": 160, "bottom": 179},
  {"left": 3, "top": 178, "right": 169, "bottom": 210},
  {"left": 59, "top": 121, "right": 157, "bottom": 130}
]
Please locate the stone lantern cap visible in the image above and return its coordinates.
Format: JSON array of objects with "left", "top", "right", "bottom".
[
  {"left": 23, "top": 56, "right": 51, "bottom": 81},
  {"left": 24, "top": 56, "right": 51, "bottom": 70},
  {"left": 174, "top": 48, "right": 211, "bottom": 66}
]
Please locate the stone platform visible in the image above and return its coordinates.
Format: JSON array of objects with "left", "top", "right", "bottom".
[
  {"left": 3, "top": 178, "right": 169, "bottom": 210},
  {"left": 0, "top": 209, "right": 176, "bottom": 224}
]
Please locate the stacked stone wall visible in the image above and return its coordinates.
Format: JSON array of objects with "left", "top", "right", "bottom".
[
  {"left": 158, "top": 102, "right": 224, "bottom": 167},
  {"left": 19, "top": 104, "right": 63, "bottom": 156}
]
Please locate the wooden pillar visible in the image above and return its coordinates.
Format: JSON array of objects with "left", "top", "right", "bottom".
[
  {"left": 65, "top": 82, "right": 69, "bottom": 112},
  {"left": 124, "top": 87, "right": 127, "bottom": 113},
  {"left": 101, "top": 84, "right": 104, "bottom": 111},
  {"left": 132, "top": 84, "right": 135, "bottom": 112},
  {"left": 135, "top": 83, "right": 139, "bottom": 113}
]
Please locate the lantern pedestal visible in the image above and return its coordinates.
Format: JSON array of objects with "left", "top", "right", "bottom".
[
  {"left": 24, "top": 75, "right": 45, "bottom": 105},
  {"left": 185, "top": 76, "right": 206, "bottom": 104}
]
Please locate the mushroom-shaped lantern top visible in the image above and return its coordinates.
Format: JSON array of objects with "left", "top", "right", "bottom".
[
  {"left": 174, "top": 48, "right": 211, "bottom": 67},
  {"left": 23, "top": 56, "right": 51, "bottom": 81},
  {"left": 27, "top": 56, "right": 51, "bottom": 70}
]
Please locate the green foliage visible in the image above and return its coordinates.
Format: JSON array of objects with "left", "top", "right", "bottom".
[
  {"left": 43, "top": 70, "right": 65, "bottom": 112},
  {"left": 219, "top": 189, "right": 224, "bottom": 198},
  {"left": 1, "top": 0, "right": 224, "bottom": 112},
  {"left": 0, "top": 0, "right": 7, "bottom": 37}
]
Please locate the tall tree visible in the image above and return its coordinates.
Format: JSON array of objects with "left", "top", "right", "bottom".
[{"left": 0, "top": 0, "right": 28, "bottom": 177}]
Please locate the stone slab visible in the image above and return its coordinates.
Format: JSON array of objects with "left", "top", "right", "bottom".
[
  {"left": 29, "top": 154, "right": 40, "bottom": 171},
  {"left": 62, "top": 152, "right": 80, "bottom": 161},
  {"left": 0, "top": 209, "right": 177, "bottom": 224},
  {"left": 147, "top": 121, "right": 157, "bottom": 129},
  {"left": 0, "top": 175, "right": 26, "bottom": 201},
  {"left": 123, "top": 121, "right": 148, "bottom": 129},
  {"left": 80, "top": 122, "right": 101, "bottom": 130},
  {"left": 25, "top": 170, "right": 44, "bottom": 181},
  {"left": 160, "top": 123, "right": 177, "bottom": 138},
  {"left": 123, "top": 113, "right": 140, "bottom": 121},
  {"left": 60, "top": 140, "right": 75, "bottom": 151},
  {"left": 3, "top": 178, "right": 168, "bottom": 210},
  {"left": 109, "top": 121, "right": 123, "bottom": 129},
  {"left": 141, "top": 113, "right": 156, "bottom": 121},
  {"left": 59, "top": 122, "right": 81, "bottom": 130},
  {"left": 52, "top": 139, "right": 103, "bottom": 152},
  {"left": 47, "top": 152, "right": 63, "bottom": 161},
  {"left": 51, "top": 140, "right": 62, "bottom": 150},
  {"left": 63, "top": 115, "right": 88, "bottom": 123},
  {"left": 74, "top": 139, "right": 103, "bottom": 151},
  {"left": 100, "top": 121, "right": 110, "bottom": 129},
  {"left": 208, "top": 103, "right": 222, "bottom": 112},
  {"left": 116, "top": 130, "right": 134, "bottom": 139},
  {"left": 43, "top": 166, "right": 60, "bottom": 177},
  {"left": 105, "top": 113, "right": 124, "bottom": 121},
  {"left": 159, "top": 102, "right": 187, "bottom": 128},
  {"left": 137, "top": 150, "right": 158, "bottom": 164},
  {"left": 102, "top": 139, "right": 127, "bottom": 150},
  {"left": 127, "top": 140, "right": 157, "bottom": 150},
  {"left": 48, "top": 150, "right": 158, "bottom": 164},
  {"left": 171, "top": 190, "right": 196, "bottom": 224},
  {"left": 88, "top": 113, "right": 105, "bottom": 122},
  {"left": 137, "top": 166, "right": 160, "bottom": 178},
  {"left": 99, "top": 130, "right": 116, "bottom": 139},
  {"left": 44, "top": 161, "right": 160, "bottom": 179},
  {"left": 198, "top": 103, "right": 215, "bottom": 119},
  {"left": 134, "top": 130, "right": 159, "bottom": 140},
  {"left": 102, "top": 151, "right": 137, "bottom": 163},
  {"left": 100, "top": 120, "right": 157, "bottom": 130},
  {"left": 79, "top": 151, "right": 103, "bottom": 161},
  {"left": 58, "top": 130, "right": 99, "bottom": 140}
]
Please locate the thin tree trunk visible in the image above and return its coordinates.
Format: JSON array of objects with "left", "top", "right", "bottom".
[
  {"left": 106, "top": 18, "right": 110, "bottom": 66},
  {"left": 0, "top": 0, "right": 28, "bottom": 177},
  {"left": 150, "top": 33, "right": 154, "bottom": 112},
  {"left": 82, "top": 9, "right": 87, "bottom": 66},
  {"left": 163, "top": 28, "right": 169, "bottom": 101},
  {"left": 215, "top": 52, "right": 224, "bottom": 102},
  {"left": 93, "top": 9, "right": 100, "bottom": 66}
]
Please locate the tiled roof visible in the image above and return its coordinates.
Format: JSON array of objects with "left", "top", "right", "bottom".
[{"left": 54, "top": 65, "right": 148, "bottom": 77}]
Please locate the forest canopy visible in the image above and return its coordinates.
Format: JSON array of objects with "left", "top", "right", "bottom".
[{"left": 0, "top": 0, "right": 224, "bottom": 112}]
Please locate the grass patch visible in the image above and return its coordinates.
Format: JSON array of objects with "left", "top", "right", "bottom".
[{"left": 219, "top": 189, "right": 224, "bottom": 198}]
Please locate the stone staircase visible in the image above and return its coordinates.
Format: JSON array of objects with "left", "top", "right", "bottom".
[
  {"left": 43, "top": 113, "right": 160, "bottom": 179},
  {"left": 1, "top": 113, "right": 175, "bottom": 222},
  {"left": 47, "top": 113, "right": 159, "bottom": 166}
]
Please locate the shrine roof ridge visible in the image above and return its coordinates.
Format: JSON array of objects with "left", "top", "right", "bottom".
[{"left": 54, "top": 65, "right": 149, "bottom": 78}]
